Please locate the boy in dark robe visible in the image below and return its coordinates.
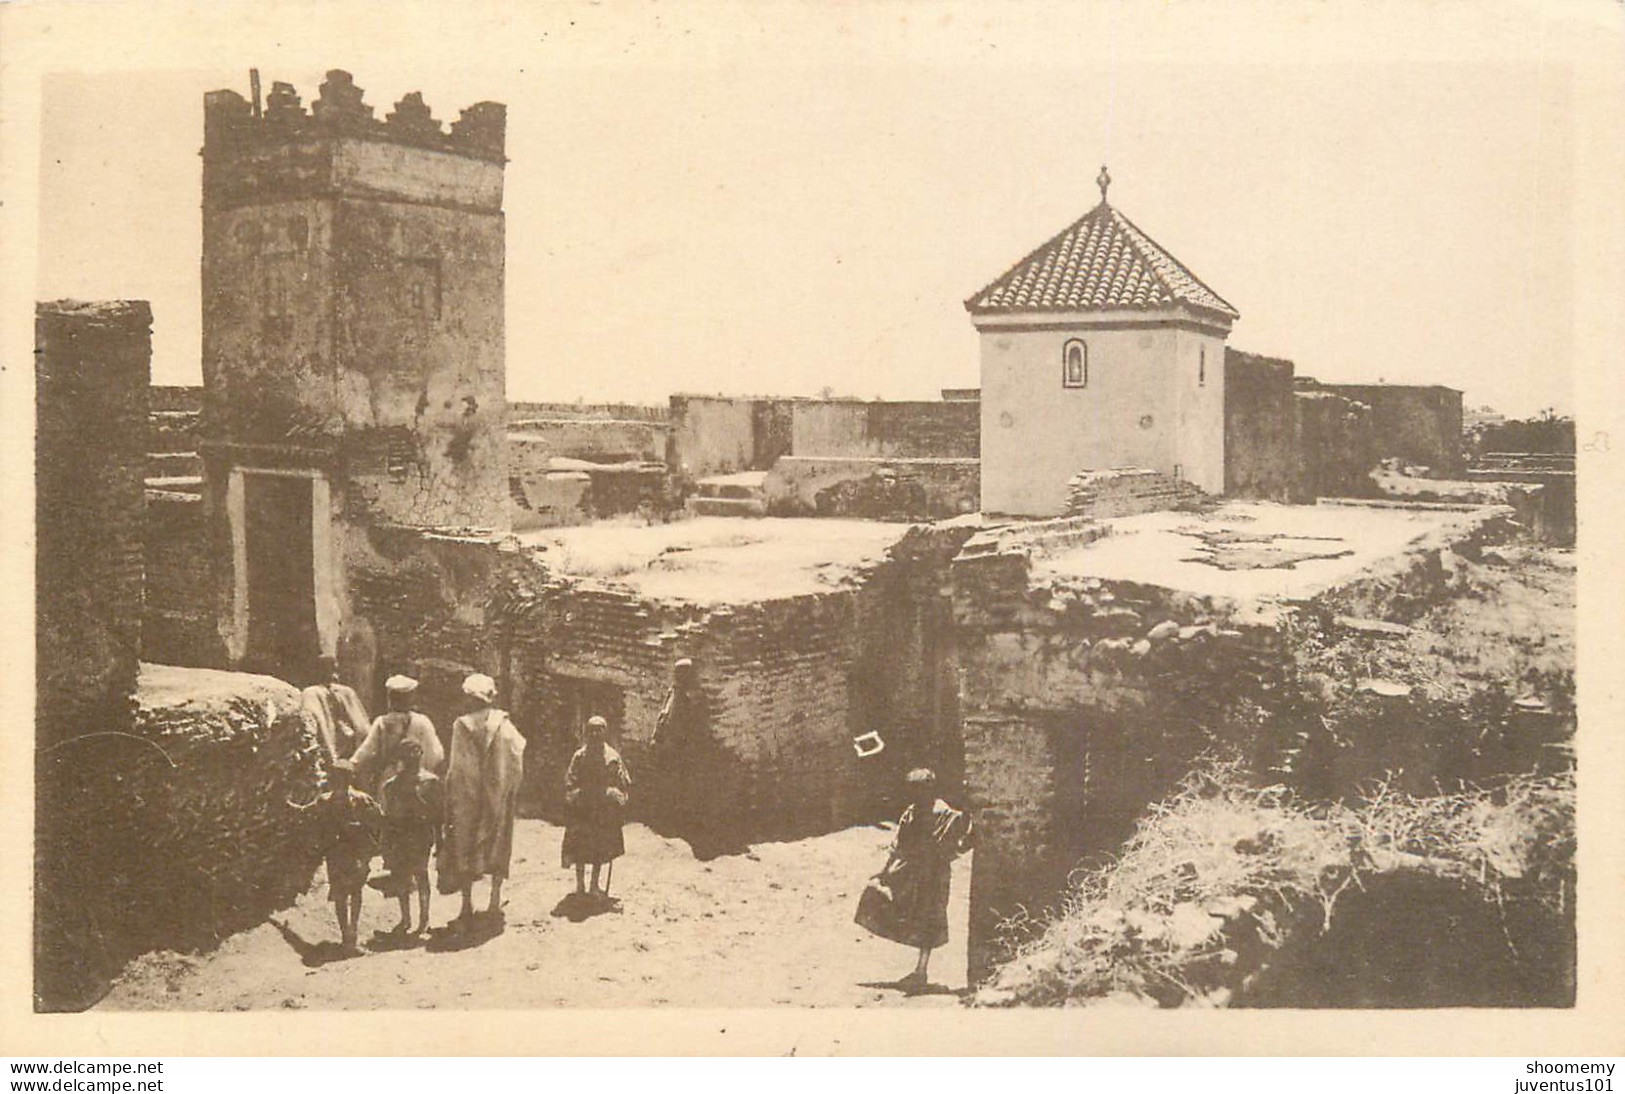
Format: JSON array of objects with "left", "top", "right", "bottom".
[
  {"left": 855, "top": 767, "right": 973, "bottom": 991},
  {"left": 562, "top": 715, "right": 631, "bottom": 899},
  {"left": 379, "top": 736, "right": 442, "bottom": 936},
  {"left": 315, "top": 758, "right": 383, "bottom": 953}
]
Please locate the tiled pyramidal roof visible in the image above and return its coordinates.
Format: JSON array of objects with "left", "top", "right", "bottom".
[{"left": 966, "top": 201, "right": 1239, "bottom": 319}]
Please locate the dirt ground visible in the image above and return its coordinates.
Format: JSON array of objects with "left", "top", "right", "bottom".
[{"left": 99, "top": 820, "right": 971, "bottom": 1010}]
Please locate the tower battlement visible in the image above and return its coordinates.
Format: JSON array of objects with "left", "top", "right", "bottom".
[{"left": 204, "top": 70, "right": 506, "bottom": 164}]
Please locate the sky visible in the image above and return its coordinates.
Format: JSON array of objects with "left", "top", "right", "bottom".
[{"left": 33, "top": 2, "right": 1584, "bottom": 417}]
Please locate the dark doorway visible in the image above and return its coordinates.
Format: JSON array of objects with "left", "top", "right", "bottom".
[
  {"left": 558, "top": 677, "right": 626, "bottom": 749},
  {"left": 515, "top": 672, "right": 626, "bottom": 819},
  {"left": 243, "top": 473, "right": 320, "bottom": 685}
]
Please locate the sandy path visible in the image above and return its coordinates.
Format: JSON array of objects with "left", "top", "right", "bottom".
[{"left": 100, "top": 820, "right": 971, "bottom": 1010}]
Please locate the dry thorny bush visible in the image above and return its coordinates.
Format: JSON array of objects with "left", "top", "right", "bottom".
[{"left": 983, "top": 759, "right": 1574, "bottom": 1007}]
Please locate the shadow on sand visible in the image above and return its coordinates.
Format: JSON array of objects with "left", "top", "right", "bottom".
[
  {"left": 858, "top": 976, "right": 962, "bottom": 999},
  {"left": 424, "top": 910, "right": 506, "bottom": 953},
  {"left": 549, "top": 890, "right": 623, "bottom": 923},
  {"left": 270, "top": 918, "right": 357, "bottom": 968},
  {"left": 366, "top": 927, "right": 426, "bottom": 953}
]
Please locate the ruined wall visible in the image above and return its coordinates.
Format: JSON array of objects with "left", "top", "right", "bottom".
[
  {"left": 506, "top": 438, "right": 667, "bottom": 530},
  {"left": 507, "top": 418, "right": 667, "bottom": 465},
  {"left": 1224, "top": 349, "right": 1299, "bottom": 501},
  {"left": 669, "top": 395, "right": 981, "bottom": 485},
  {"left": 954, "top": 503, "right": 1532, "bottom": 986},
  {"left": 341, "top": 521, "right": 967, "bottom": 849},
  {"left": 1314, "top": 383, "right": 1464, "bottom": 477},
  {"left": 35, "top": 666, "right": 323, "bottom": 1011},
  {"left": 763, "top": 456, "right": 980, "bottom": 520},
  {"left": 667, "top": 395, "right": 759, "bottom": 479},
  {"left": 142, "top": 493, "right": 222, "bottom": 666},
  {"left": 1467, "top": 464, "right": 1576, "bottom": 547},
  {"left": 1065, "top": 468, "right": 1208, "bottom": 519},
  {"left": 788, "top": 400, "right": 980, "bottom": 459},
  {"left": 1294, "top": 390, "right": 1379, "bottom": 499},
  {"left": 35, "top": 301, "right": 151, "bottom": 747},
  {"left": 952, "top": 526, "right": 1296, "bottom": 983}
]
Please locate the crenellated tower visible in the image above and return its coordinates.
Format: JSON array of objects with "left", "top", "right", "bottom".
[{"left": 199, "top": 70, "right": 508, "bottom": 683}]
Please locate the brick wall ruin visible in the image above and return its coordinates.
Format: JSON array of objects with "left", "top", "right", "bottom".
[
  {"left": 952, "top": 526, "right": 1291, "bottom": 982},
  {"left": 1064, "top": 468, "right": 1208, "bottom": 519},
  {"left": 668, "top": 394, "right": 980, "bottom": 485},
  {"left": 763, "top": 456, "right": 980, "bottom": 520},
  {"left": 1310, "top": 382, "right": 1464, "bottom": 478},
  {"left": 35, "top": 301, "right": 152, "bottom": 747},
  {"left": 338, "top": 521, "right": 974, "bottom": 853},
  {"left": 36, "top": 666, "right": 323, "bottom": 1011},
  {"left": 788, "top": 399, "right": 980, "bottom": 460},
  {"left": 1294, "top": 389, "right": 1379, "bottom": 499},
  {"left": 507, "top": 437, "right": 668, "bottom": 531},
  {"left": 143, "top": 492, "right": 220, "bottom": 666},
  {"left": 951, "top": 502, "right": 1533, "bottom": 985}
]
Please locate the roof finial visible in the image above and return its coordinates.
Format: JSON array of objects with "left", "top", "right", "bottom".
[{"left": 1096, "top": 164, "right": 1112, "bottom": 204}]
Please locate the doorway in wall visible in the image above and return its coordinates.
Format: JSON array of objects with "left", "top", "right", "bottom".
[{"left": 242, "top": 472, "right": 321, "bottom": 685}]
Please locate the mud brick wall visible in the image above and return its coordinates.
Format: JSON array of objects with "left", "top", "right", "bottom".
[
  {"left": 35, "top": 666, "right": 322, "bottom": 1011},
  {"left": 764, "top": 456, "right": 980, "bottom": 520},
  {"left": 1317, "top": 383, "right": 1465, "bottom": 476},
  {"left": 1295, "top": 390, "right": 1379, "bottom": 499},
  {"left": 35, "top": 300, "right": 152, "bottom": 748},
  {"left": 1064, "top": 467, "right": 1207, "bottom": 519},
  {"left": 509, "top": 400, "right": 668, "bottom": 423},
  {"left": 853, "top": 524, "right": 980, "bottom": 792},
  {"left": 505, "top": 584, "right": 907, "bottom": 842},
  {"left": 142, "top": 493, "right": 223, "bottom": 666},
  {"left": 342, "top": 519, "right": 967, "bottom": 845},
  {"left": 962, "top": 714, "right": 1073, "bottom": 986},
  {"left": 953, "top": 535, "right": 1293, "bottom": 983},
  {"left": 701, "top": 595, "right": 877, "bottom": 837},
  {"left": 669, "top": 394, "right": 981, "bottom": 486},
  {"left": 1466, "top": 468, "right": 1575, "bottom": 546},
  {"left": 789, "top": 399, "right": 980, "bottom": 459},
  {"left": 1224, "top": 349, "right": 1300, "bottom": 501},
  {"left": 341, "top": 524, "right": 522, "bottom": 727},
  {"left": 667, "top": 395, "right": 761, "bottom": 479},
  {"left": 507, "top": 438, "right": 669, "bottom": 529},
  {"left": 507, "top": 417, "right": 668, "bottom": 464},
  {"left": 508, "top": 458, "right": 591, "bottom": 530}
]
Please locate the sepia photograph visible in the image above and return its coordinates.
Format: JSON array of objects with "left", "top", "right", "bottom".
[{"left": 4, "top": 0, "right": 1623, "bottom": 1059}]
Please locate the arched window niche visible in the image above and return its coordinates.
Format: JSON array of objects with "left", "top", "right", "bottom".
[{"left": 1062, "top": 339, "right": 1088, "bottom": 389}]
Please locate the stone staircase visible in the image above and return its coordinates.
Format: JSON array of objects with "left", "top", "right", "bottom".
[
  {"left": 1065, "top": 467, "right": 1208, "bottom": 520},
  {"left": 686, "top": 470, "right": 768, "bottom": 517},
  {"left": 146, "top": 409, "right": 203, "bottom": 500}
]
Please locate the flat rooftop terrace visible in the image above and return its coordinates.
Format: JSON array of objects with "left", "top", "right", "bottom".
[
  {"left": 1032, "top": 500, "right": 1499, "bottom": 605},
  {"left": 517, "top": 516, "right": 918, "bottom": 604}
]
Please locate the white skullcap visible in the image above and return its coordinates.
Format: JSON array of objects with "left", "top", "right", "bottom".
[
  {"left": 462, "top": 673, "right": 498, "bottom": 703},
  {"left": 384, "top": 675, "right": 419, "bottom": 693}
]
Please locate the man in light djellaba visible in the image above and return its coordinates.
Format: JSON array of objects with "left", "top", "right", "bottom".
[{"left": 439, "top": 673, "right": 525, "bottom": 933}]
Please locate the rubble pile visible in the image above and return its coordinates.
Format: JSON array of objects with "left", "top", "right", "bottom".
[{"left": 35, "top": 665, "right": 322, "bottom": 1011}]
